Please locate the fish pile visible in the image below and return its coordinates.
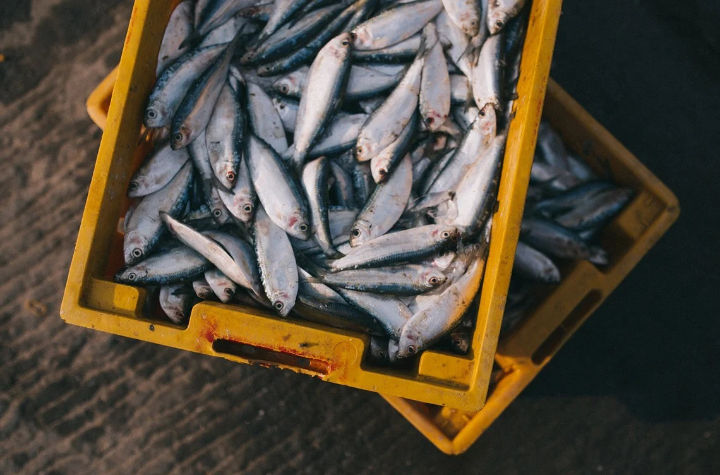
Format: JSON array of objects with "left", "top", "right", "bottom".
[
  {"left": 501, "top": 121, "right": 634, "bottom": 333},
  {"left": 115, "top": 0, "right": 530, "bottom": 361}
]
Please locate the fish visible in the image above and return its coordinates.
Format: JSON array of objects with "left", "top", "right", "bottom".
[
  {"left": 204, "top": 268, "right": 237, "bottom": 303},
  {"left": 369, "top": 112, "right": 418, "bottom": 182},
  {"left": 123, "top": 161, "right": 193, "bottom": 265},
  {"left": 159, "top": 283, "right": 194, "bottom": 324},
  {"left": 331, "top": 224, "right": 459, "bottom": 271},
  {"left": 144, "top": 43, "right": 226, "bottom": 129},
  {"left": 352, "top": 0, "right": 443, "bottom": 50},
  {"left": 355, "top": 52, "right": 424, "bottom": 162},
  {"left": 555, "top": 187, "right": 634, "bottom": 231},
  {"left": 187, "top": 131, "right": 232, "bottom": 224},
  {"left": 397, "top": 255, "right": 486, "bottom": 357},
  {"left": 116, "top": 244, "right": 210, "bottom": 285},
  {"left": 441, "top": 0, "right": 482, "bottom": 37},
  {"left": 419, "top": 23, "right": 451, "bottom": 130},
  {"left": 302, "top": 157, "right": 340, "bottom": 256},
  {"left": 320, "top": 264, "right": 447, "bottom": 295},
  {"left": 291, "top": 32, "right": 353, "bottom": 170},
  {"left": 351, "top": 154, "right": 413, "bottom": 247},
  {"left": 192, "top": 277, "right": 215, "bottom": 300},
  {"left": 335, "top": 288, "right": 412, "bottom": 339},
  {"left": 513, "top": 241, "right": 561, "bottom": 284},
  {"left": 127, "top": 143, "right": 190, "bottom": 198},
  {"left": 203, "top": 230, "right": 263, "bottom": 297},
  {"left": 253, "top": 205, "right": 298, "bottom": 316},
  {"left": 246, "top": 81, "right": 289, "bottom": 154},
  {"left": 470, "top": 32, "right": 502, "bottom": 112},
  {"left": 205, "top": 82, "right": 243, "bottom": 190},
  {"left": 487, "top": 0, "right": 526, "bottom": 35},
  {"left": 246, "top": 134, "right": 310, "bottom": 240},
  {"left": 273, "top": 64, "right": 401, "bottom": 101},
  {"left": 156, "top": 1, "right": 194, "bottom": 74},
  {"left": 216, "top": 158, "right": 256, "bottom": 223},
  {"left": 351, "top": 34, "right": 421, "bottom": 63}
]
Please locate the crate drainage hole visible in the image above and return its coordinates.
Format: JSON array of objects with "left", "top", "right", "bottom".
[
  {"left": 531, "top": 290, "right": 603, "bottom": 365},
  {"left": 212, "top": 339, "right": 330, "bottom": 375}
]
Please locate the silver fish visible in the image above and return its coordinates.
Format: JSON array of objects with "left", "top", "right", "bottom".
[
  {"left": 329, "top": 160, "right": 357, "bottom": 209},
  {"left": 272, "top": 95, "right": 298, "bottom": 132},
  {"left": 188, "top": 131, "right": 232, "bottom": 224},
  {"left": 116, "top": 244, "right": 209, "bottom": 285},
  {"left": 441, "top": 0, "right": 482, "bottom": 37},
  {"left": 331, "top": 224, "right": 459, "bottom": 271},
  {"left": 246, "top": 82, "right": 288, "bottom": 154},
  {"left": 435, "top": 10, "right": 472, "bottom": 77},
  {"left": 285, "top": 113, "right": 367, "bottom": 160},
  {"left": 355, "top": 53, "right": 424, "bottom": 162},
  {"left": 156, "top": 0, "right": 193, "bottom": 74},
  {"left": 273, "top": 64, "right": 401, "bottom": 101},
  {"left": 334, "top": 288, "right": 412, "bottom": 339},
  {"left": 351, "top": 34, "right": 421, "bottom": 63},
  {"left": 397, "top": 256, "right": 486, "bottom": 357},
  {"left": 206, "top": 82, "right": 243, "bottom": 190},
  {"left": 302, "top": 157, "right": 339, "bottom": 257},
  {"left": 124, "top": 161, "right": 193, "bottom": 264},
  {"left": 424, "top": 105, "right": 496, "bottom": 195},
  {"left": 128, "top": 143, "right": 189, "bottom": 198},
  {"left": 256, "top": 0, "right": 312, "bottom": 42},
  {"left": 159, "top": 283, "right": 194, "bottom": 324},
  {"left": 246, "top": 134, "right": 310, "bottom": 239},
  {"left": 253, "top": 205, "right": 298, "bottom": 316},
  {"left": 513, "top": 241, "right": 561, "bottom": 283},
  {"left": 291, "top": 32, "right": 353, "bottom": 170},
  {"left": 351, "top": 154, "right": 413, "bottom": 247},
  {"left": 487, "top": 0, "right": 526, "bottom": 35},
  {"left": 290, "top": 208, "right": 357, "bottom": 253},
  {"left": 352, "top": 0, "right": 443, "bottom": 50},
  {"left": 216, "top": 158, "right": 256, "bottom": 223},
  {"left": 521, "top": 217, "right": 606, "bottom": 263},
  {"left": 161, "top": 213, "right": 261, "bottom": 290},
  {"left": 555, "top": 187, "right": 634, "bottom": 231},
  {"left": 204, "top": 268, "right": 237, "bottom": 303},
  {"left": 321, "top": 264, "right": 447, "bottom": 295},
  {"left": 203, "top": 230, "right": 263, "bottom": 297},
  {"left": 171, "top": 34, "right": 239, "bottom": 149},
  {"left": 452, "top": 134, "right": 505, "bottom": 234},
  {"left": 192, "top": 277, "right": 215, "bottom": 300},
  {"left": 369, "top": 112, "right": 418, "bottom": 182},
  {"left": 195, "top": 0, "right": 257, "bottom": 37},
  {"left": 145, "top": 44, "right": 226, "bottom": 129},
  {"left": 470, "top": 32, "right": 502, "bottom": 112},
  {"left": 419, "top": 23, "right": 451, "bottom": 130}
]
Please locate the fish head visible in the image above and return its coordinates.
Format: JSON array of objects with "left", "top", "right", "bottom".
[
  {"left": 349, "top": 219, "right": 372, "bottom": 247},
  {"left": 233, "top": 192, "right": 256, "bottom": 223},
  {"left": 285, "top": 209, "right": 311, "bottom": 240},
  {"left": 123, "top": 231, "right": 149, "bottom": 265},
  {"left": 272, "top": 76, "right": 299, "bottom": 97},
  {"left": 351, "top": 24, "right": 373, "bottom": 49},
  {"left": 370, "top": 156, "right": 392, "bottom": 183},
  {"left": 269, "top": 290, "right": 293, "bottom": 317},
  {"left": 354, "top": 137, "right": 376, "bottom": 162},
  {"left": 127, "top": 177, "right": 145, "bottom": 198},
  {"left": 433, "top": 225, "right": 460, "bottom": 242},
  {"left": 397, "top": 324, "right": 424, "bottom": 359},
  {"left": 171, "top": 126, "right": 192, "bottom": 150},
  {"left": 487, "top": 0, "right": 518, "bottom": 35},
  {"left": 327, "top": 32, "right": 354, "bottom": 58},
  {"left": 420, "top": 268, "right": 447, "bottom": 290},
  {"left": 144, "top": 103, "right": 167, "bottom": 128},
  {"left": 115, "top": 264, "right": 148, "bottom": 285}
]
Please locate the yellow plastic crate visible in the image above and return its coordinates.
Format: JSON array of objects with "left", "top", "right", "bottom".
[
  {"left": 382, "top": 80, "right": 680, "bottom": 453},
  {"left": 66, "top": 0, "right": 562, "bottom": 412}
]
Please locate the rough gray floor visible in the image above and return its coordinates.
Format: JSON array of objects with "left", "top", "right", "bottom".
[{"left": 1, "top": 1, "right": 719, "bottom": 473}]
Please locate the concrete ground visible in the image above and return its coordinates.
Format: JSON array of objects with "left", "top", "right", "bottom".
[{"left": 1, "top": 1, "right": 718, "bottom": 473}]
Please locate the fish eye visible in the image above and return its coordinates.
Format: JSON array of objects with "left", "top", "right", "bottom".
[
  {"left": 127, "top": 272, "right": 137, "bottom": 281},
  {"left": 495, "top": 20, "right": 504, "bottom": 29},
  {"left": 146, "top": 109, "right": 157, "bottom": 119},
  {"left": 224, "top": 288, "right": 234, "bottom": 296},
  {"left": 128, "top": 181, "right": 138, "bottom": 191},
  {"left": 226, "top": 171, "right": 236, "bottom": 182},
  {"left": 280, "top": 84, "right": 288, "bottom": 93},
  {"left": 341, "top": 39, "right": 350, "bottom": 46},
  {"left": 441, "top": 231, "right": 450, "bottom": 238},
  {"left": 407, "top": 345, "right": 417, "bottom": 355},
  {"left": 132, "top": 248, "right": 143, "bottom": 259},
  {"left": 278, "top": 103, "right": 285, "bottom": 109},
  {"left": 173, "top": 132, "right": 184, "bottom": 143},
  {"left": 429, "top": 276, "right": 439, "bottom": 285},
  {"left": 356, "top": 146, "right": 363, "bottom": 154},
  {"left": 242, "top": 204, "right": 253, "bottom": 213},
  {"left": 298, "top": 223, "right": 308, "bottom": 232},
  {"left": 351, "top": 228, "right": 361, "bottom": 237},
  {"left": 273, "top": 301, "right": 284, "bottom": 311},
  {"left": 212, "top": 208, "right": 222, "bottom": 218}
]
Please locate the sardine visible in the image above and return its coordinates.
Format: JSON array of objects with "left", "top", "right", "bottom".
[
  {"left": 246, "top": 135, "right": 310, "bottom": 240},
  {"left": 351, "top": 154, "right": 413, "bottom": 246},
  {"left": 291, "top": 32, "right": 353, "bottom": 170},
  {"left": 128, "top": 143, "right": 190, "bottom": 198},
  {"left": 246, "top": 82, "right": 288, "bottom": 154},
  {"left": 487, "top": 0, "right": 526, "bottom": 35},
  {"left": 205, "top": 82, "right": 243, "bottom": 190},
  {"left": 419, "top": 23, "right": 450, "bottom": 130},
  {"left": 204, "top": 268, "right": 237, "bottom": 303},
  {"left": 116, "top": 244, "right": 209, "bottom": 285},
  {"left": 253, "top": 206, "right": 298, "bottom": 316},
  {"left": 124, "top": 161, "right": 193, "bottom": 264},
  {"left": 513, "top": 241, "right": 560, "bottom": 283},
  {"left": 159, "top": 283, "right": 194, "bottom": 324},
  {"left": 369, "top": 113, "right": 418, "bottom": 182},
  {"left": 334, "top": 288, "right": 412, "bottom": 339},
  {"left": 156, "top": 1, "right": 193, "bottom": 74},
  {"left": 352, "top": 0, "right": 442, "bottom": 50},
  {"left": 321, "top": 264, "right": 447, "bottom": 295},
  {"left": 302, "top": 157, "right": 339, "bottom": 256}
]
